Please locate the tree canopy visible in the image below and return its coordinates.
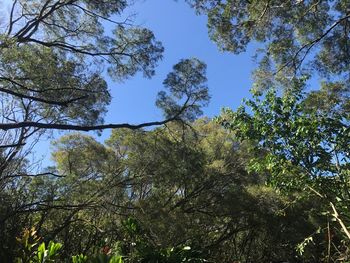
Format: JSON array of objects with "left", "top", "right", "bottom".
[
  {"left": 0, "top": 0, "right": 209, "bottom": 132},
  {"left": 1, "top": 0, "right": 350, "bottom": 262},
  {"left": 187, "top": 0, "right": 350, "bottom": 100}
]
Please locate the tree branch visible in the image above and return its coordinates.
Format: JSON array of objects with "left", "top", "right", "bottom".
[
  {"left": 7, "top": 0, "right": 18, "bottom": 35},
  {"left": 0, "top": 81, "right": 88, "bottom": 106},
  {"left": 0, "top": 117, "right": 182, "bottom": 132},
  {"left": 0, "top": 142, "right": 26, "bottom": 149},
  {"left": 276, "top": 14, "right": 350, "bottom": 74},
  {"left": 330, "top": 202, "right": 350, "bottom": 241}
]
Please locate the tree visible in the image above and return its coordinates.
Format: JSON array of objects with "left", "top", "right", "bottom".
[
  {"left": 187, "top": 0, "right": 350, "bottom": 105},
  {"left": 21, "top": 119, "right": 320, "bottom": 262},
  {"left": 217, "top": 83, "right": 350, "bottom": 261}
]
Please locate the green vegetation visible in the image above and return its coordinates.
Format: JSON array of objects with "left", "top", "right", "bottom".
[{"left": 1, "top": 0, "right": 350, "bottom": 262}]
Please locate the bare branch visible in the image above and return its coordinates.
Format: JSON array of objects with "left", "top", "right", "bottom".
[
  {"left": 7, "top": 0, "right": 18, "bottom": 35},
  {"left": 0, "top": 142, "right": 26, "bottom": 149},
  {"left": 5, "top": 172, "right": 65, "bottom": 179},
  {"left": 330, "top": 202, "right": 350, "bottom": 241},
  {"left": 0, "top": 117, "right": 181, "bottom": 132},
  {"left": 0, "top": 80, "right": 89, "bottom": 106},
  {"left": 18, "top": 38, "right": 133, "bottom": 58}
]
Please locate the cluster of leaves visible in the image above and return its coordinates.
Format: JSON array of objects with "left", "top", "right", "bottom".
[
  {"left": 14, "top": 227, "right": 124, "bottom": 263},
  {"left": 216, "top": 83, "right": 350, "bottom": 261},
  {"left": 15, "top": 227, "right": 62, "bottom": 263},
  {"left": 13, "top": 223, "right": 206, "bottom": 263},
  {"left": 119, "top": 218, "right": 207, "bottom": 263}
]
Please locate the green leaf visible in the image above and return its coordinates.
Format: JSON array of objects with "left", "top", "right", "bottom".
[
  {"left": 109, "top": 255, "right": 123, "bottom": 263},
  {"left": 36, "top": 242, "right": 46, "bottom": 263}
]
